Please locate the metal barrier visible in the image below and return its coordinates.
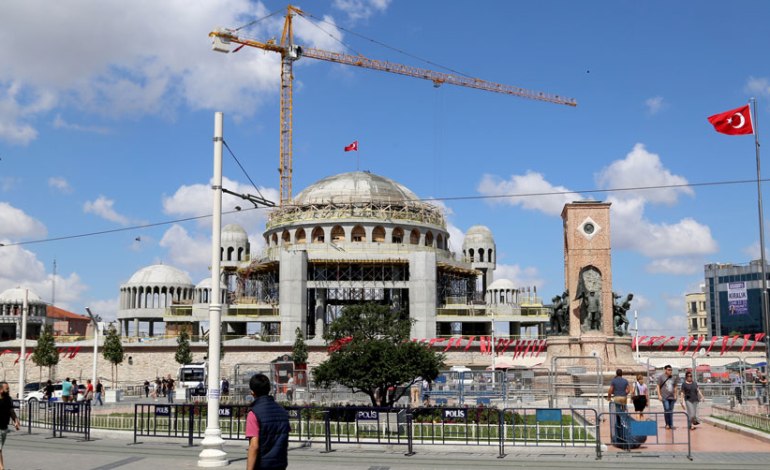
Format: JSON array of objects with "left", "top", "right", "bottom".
[
  {"left": 500, "top": 407, "right": 598, "bottom": 456},
  {"left": 596, "top": 406, "right": 691, "bottom": 460},
  {"left": 410, "top": 406, "right": 500, "bottom": 447},
  {"left": 551, "top": 356, "right": 603, "bottom": 411},
  {"left": 323, "top": 406, "right": 410, "bottom": 450},
  {"left": 504, "top": 367, "right": 550, "bottom": 407},
  {"left": 51, "top": 402, "right": 91, "bottom": 440}
]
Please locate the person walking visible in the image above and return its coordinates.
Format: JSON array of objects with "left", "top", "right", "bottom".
[
  {"left": 680, "top": 371, "right": 704, "bottom": 430},
  {"left": 84, "top": 379, "right": 94, "bottom": 402},
  {"left": 144, "top": 380, "right": 150, "bottom": 398},
  {"left": 166, "top": 374, "right": 175, "bottom": 404},
  {"left": 61, "top": 377, "right": 72, "bottom": 403},
  {"left": 631, "top": 374, "right": 649, "bottom": 419},
  {"left": 71, "top": 380, "right": 79, "bottom": 402},
  {"left": 245, "top": 374, "right": 290, "bottom": 470},
  {"left": 95, "top": 380, "right": 104, "bottom": 406},
  {"left": 0, "top": 381, "right": 21, "bottom": 470},
  {"left": 44, "top": 380, "right": 54, "bottom": 403},
  {"left": 607, "top": 368, "right": 632, "bottom": 411},
  {"left": 756, "top": 373, "right": 768, "bottom": 406},
  {"left": 656, "top": 365, "right": 679, "bottom": 430}
]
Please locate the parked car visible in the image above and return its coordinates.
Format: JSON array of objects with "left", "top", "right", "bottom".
[{"left": 25, "top": 383, "right": 86, "bottom": 403}]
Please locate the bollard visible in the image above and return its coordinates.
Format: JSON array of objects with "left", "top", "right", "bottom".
[
  {"left": 497, "top": 410, "right": 505, "bottom": 458},
  {"left": 133, "top": 404, "right": 138, "bottom": 444},
  {"left": 321, "top": 410, "right": 334, "bottom": 453},
  {"left": 404, "top": 413, "right": 415, "bottom": 456},
  {"left": 27, "top": 402, "right": 32, "bottom": 435},
  {"left": 188, "top": 405, "right": 195, "bottom": 447},
  {"left": 52, "top": 402, "right": 57, "bottom": 438}
]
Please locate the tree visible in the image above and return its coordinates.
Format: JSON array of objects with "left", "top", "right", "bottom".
[
  {"left": 175, "top": 327, "right": 193, "bottom": 365},
  {"left": 313, "top": 303, "right": 444, "bottom": 407},
  {"left": 32, "top": 324, "right": 58, "bottom": 382},
  {"left": 102, "top": 324, "right": 124, "bottom": 387},
  {"left": 292, "top": 327, "right": 308, "bottom": 366},
  {"left": 205, "top": 327, "right": 225, "bottom": 361}
]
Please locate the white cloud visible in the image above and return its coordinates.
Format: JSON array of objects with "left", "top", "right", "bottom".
[
  {"left": 1, "top": 177, "right": 20, "bottom": 192},
  {"left": 646, "top": 257, "right": 701, "bottom": 275},
  {"left": 0, "top": 1, "right": 350, "bottom": 144},
  {"left": 477, "top": 171, "right": 583, "bottom": 216},
  {"left": 0, "top": 202, "right": 47, "bottom": 239},
  {"left": 159, "top": 225, "right": 211, "bottom": 270},
  {"left": 52, "top": 115, "right": 110, "bottom": 135},
  {"left": 494, "top": 263, "right": 544, "bottom": 291},
  {"left": 746, "top": 76, "right": 770, "bottom": 99},
  {"left": 0, "top": 241, "right": 88, "bottom": 306},
  {"left": 638, "top": 313, "right": 686, "bottom": 337},
  {"left": 644, "top": 96, "right": 665, "bottom": 115},
  {"left": 333, "top": 0, "right": 391, "bottom": 22},
  {"left": 742, "top": 240, "right": 768, "bottom": 260},
  {"left": 596, "top": 143, "right": 692, "bottom": 205},
  {"left": 48, "top": 176, "right": 73, "bottom": 193},
  {"left": 83, "top": 195, "right": 131, "bottom": 225}
]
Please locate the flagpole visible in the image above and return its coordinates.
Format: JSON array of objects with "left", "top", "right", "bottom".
[{"left": 751, "top": 98, "right": 770, "bottom": 412}]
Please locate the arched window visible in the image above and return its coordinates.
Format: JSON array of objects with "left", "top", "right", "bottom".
[
  {"left": 237, "top": 247, "right": 244, "bottom": 261},
  {"left": 295, "top": 228, "right": 306, "bottom": 244},
  {"left": 488, "top": 249, "right": 493, "bottom": 263},
  {"left": 392, "top": 227, "right": 404, "bottom": 244},
  {"left": 351, "top": 225, "right": 366, "bottom": 242},
  {"left": 425, "top": 231, "right": 434, "bottom": 247},
  {"left": 372, "top": 226, "right": 385, "bottom": 243},
  {"left": 469, "top": 248, "right": 475, "bottom": 262},
  {"left": 282, "top": 230, "right": 290, "bottom": 244},
  {"left": 331, "top": 225, "right": 345, "bottom": 242},
  {"left": 436, "top": 234, "right": 444, "bottom": 250},
  {"left": 311, "top": 227, "right": 324, "bottom": 243},
  {"left": 479, "top": 248, "right": 485, "bottom": 262},
  {"left": 271, "top": 233, "right": 278, "bottom": 246},
  {"left": 409, "top": 229, "right": 420, "bottom": 245},
  {"left": 227, "top": 246, "right": 235, "bottom": 261}
]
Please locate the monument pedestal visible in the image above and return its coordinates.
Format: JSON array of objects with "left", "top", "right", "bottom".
[{"left": 547, "top": 334, "right": 641, "bottom": 371}]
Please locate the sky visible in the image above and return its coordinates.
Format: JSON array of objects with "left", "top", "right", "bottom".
[{"left": 2, "top": 0, "right": 770, "bottom": 337}]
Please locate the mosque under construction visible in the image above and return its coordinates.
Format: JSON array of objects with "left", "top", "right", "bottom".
[{"left": 115, "top": 171, "right": 549, "bottom": 343}]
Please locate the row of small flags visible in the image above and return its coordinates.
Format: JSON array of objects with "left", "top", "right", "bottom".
[
  {"left": 410, "top": 337, "right": 547, "bottom": 358},
  {"left": 632, "top": 333, "right": 767, "bottom": 355},
  {"left": 0, "top": 346, "right": 81, "bottom": 364}
]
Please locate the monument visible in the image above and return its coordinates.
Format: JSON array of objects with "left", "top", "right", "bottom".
[{"left": 547, "top": 201, "right": 638, "bottom": 369}]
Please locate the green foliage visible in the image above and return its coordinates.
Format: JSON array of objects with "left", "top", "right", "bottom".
[
  {"left": 175, "top": 327, "right": 193, "bottom": 365},
  {"left": 32, "top": 324, "right": 59, "bottom": 371},
  {"left": 314, "top": 303, "right": 444, "bottom": 407},
  {"left": 102, "top": 324, "right": 124, "bottom": 386},
  {"left": 205, "top": 327, "right": 225, "bottom": 360},
  {"left": 293, "top": 327, "right": 308, "bottom": 365},
  {"left": 728, "top": 330, "right": 742, "bottom": 337}
]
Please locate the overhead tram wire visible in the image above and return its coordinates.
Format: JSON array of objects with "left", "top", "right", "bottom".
[
  {"left": 222, "top": 139, "right": 269, "bottom": 202},
  {"left": 3, "top": 176, "right": 769, "bottom": 248}
]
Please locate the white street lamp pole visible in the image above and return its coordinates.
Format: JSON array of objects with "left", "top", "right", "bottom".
[
  {"left": 198, "top": 112, "right": 228, "bottom": 467},
  {"left": 85, "top": 308, "right": 99, "bottom": 389},
  {"left": 18, "top": 289, "right": 28, "bottom": 400}
]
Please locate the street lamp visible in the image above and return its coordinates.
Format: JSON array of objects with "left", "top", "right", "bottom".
[{"left": 85, "top": 308, "right": 99, "bottom": 391}]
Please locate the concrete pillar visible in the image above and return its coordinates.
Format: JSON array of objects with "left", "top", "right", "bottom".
[
  {"left": 149, "top": 321, "right": 154, "bottom": 337},
  {"left": 409, "top": 251, "right": 437, "bottom": 338},
  {"left": 133, "top": 318, "right": 139, "bottom": 337},
  {"left": 279, "top": 250, "right": 308, "bottom": 342}
]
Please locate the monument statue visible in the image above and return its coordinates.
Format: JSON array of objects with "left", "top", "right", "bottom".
[
  {"left": 575, "top": 267, "right": 602, "bottom": 332},
  {"left": 612, "top": 292, "right": 633, "bottom": 336},
  {"left": 549, "top": 290, "right": 569, "bottom": 335}
]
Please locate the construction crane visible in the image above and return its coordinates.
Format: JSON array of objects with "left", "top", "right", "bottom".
[{"left": 210, "top": 5, "right": 576, "bottom": 205}]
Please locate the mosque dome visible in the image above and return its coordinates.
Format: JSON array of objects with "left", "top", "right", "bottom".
[
  {"left": 0, "top": 287, "right": 44, "bottom": 304},
  {"left": 463, "top": 226, "right": 494, "bottom": 247},
  {"left": 222, "top": 224, "right": 248, "bottom": 242},
  {"left": 487, "top": 279, "right": 516, "bottom": 291},
  {"left": 293, "top": 171, "right": 420, "bottom": 206},
  {"left": 125, "top": 264, "right": 193, "bottom": 286}
]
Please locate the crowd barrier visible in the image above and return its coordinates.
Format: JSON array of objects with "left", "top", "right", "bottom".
[{"left": 596, "top": 405, "right": 691, "bottom": 460}]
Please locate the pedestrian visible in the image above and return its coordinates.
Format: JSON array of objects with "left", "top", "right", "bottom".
[
  {"left": 680, "top": 371, "right": 704, "bottom": 430},
  {"left": 84, "top": 379, "right": 94, "bottom": 402},
  {"left": 95, "top": 380, "right": 104, "bottom": 406},
  {"left": 71, "top": 379, "right": 79, "bottom": 402},
  {"left": 44, "top": 380, "right": 54, "bottom": 403},
  {"left": 607, "top": 368, "right": 632, "bottom": 411},
  {"left": 733, "top": 374, "right": 743, "bottom": 405},
  {"left": 144, "top": 380, "right": 150, "bottom": 398},
  {"left": 755, "top": 373, "right": 768, "bottom": 406},
  {"left": 286, "top": 374, "right": 294, "bottom": 403},
  {"left": 61, "top": 377, "right": 72, "bottom": 403},
  {"left": 245, "top": 374, "right": 289, "bottom": 470},
  {"left": 221, "top": 377, "right": 230, "bottom": 397},
  {"left": 631, "top": 374, "right": 649, "bottom": 419},
  {"left": 161, "top": 378, "right": 168, "bottom": 397},
  {"left": 656, "top": 364, "right": 679, "bottom": 430},
  {"left": 166, "top": 374, "right": 175, "bottom": 404},
  {"left": 0, "top": 381, "right": 21, "bottom": 470},
  {"left": 421, "top": 378, "right": 431, "bottom": 406}
]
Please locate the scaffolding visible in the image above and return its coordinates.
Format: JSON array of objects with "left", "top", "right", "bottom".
[{"left": 266, "top": 200, "right": 446, "bottom": 229}]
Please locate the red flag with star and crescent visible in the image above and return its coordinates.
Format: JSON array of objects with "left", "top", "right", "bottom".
[
  {"left": 707, "top": 105, "right": 754, "bottom": 135},
  {"left": 344, "top": 141, "right": 358, "bottom": 152}
]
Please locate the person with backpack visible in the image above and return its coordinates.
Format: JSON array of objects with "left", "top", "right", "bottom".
[{"left": 656, "top": 365, "right": 679, "bottom": 430}]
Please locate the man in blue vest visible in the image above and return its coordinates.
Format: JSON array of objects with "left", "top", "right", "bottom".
[{"left": 245, "top": 374, "right": 290, "bottom": 470}]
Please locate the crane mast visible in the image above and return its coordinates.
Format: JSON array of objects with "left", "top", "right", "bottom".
[{"left": 211, "top": 5, "right": 576, "bottom": 205}]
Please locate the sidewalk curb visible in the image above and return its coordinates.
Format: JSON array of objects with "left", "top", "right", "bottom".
[{"left": 703, "top": 416, "right": 770, "bottom": 444}]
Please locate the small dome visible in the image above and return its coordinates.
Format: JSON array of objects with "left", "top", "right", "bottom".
[
  {"left": 222, "top": 224, "right": 248, "bottom": 239},
  {"left": 0, "top": 287, "right": 44, "bottom": 304},
  {"left": 293, "top": 171, "right": 420, "bottom": 205},
  {"left": 487, "top": 279, "right": 516, "bottom": 291},
  {"left": 195, "top": 278, "right": 212, "bottom": 289},
  {"left": 126, "top": 264, "right": 193, "bottom": 286},
  {"left": 463, "top": 225, "right": 494, "bottom": 247}
]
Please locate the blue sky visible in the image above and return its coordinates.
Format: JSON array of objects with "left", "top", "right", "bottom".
[{"left": 2, "top": 1, "right": 770, "bottom": 337}]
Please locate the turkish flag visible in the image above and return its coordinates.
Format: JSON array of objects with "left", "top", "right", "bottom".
[
  {"left": 707, "top": 105, "right": 753, "bottom": 135},
  {"left": 344, "top": 140, "right": 358, "bottom": 152}
]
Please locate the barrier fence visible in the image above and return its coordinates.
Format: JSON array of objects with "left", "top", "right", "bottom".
[
  {"left": 19, "top": 401, "right": 92, "bottom": 441},
  {"left": 596, "top": 406, "right": 691, "bottom": 460}
]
